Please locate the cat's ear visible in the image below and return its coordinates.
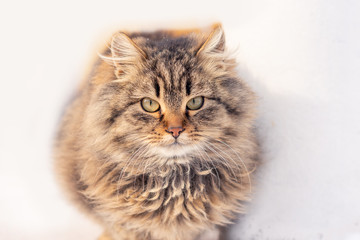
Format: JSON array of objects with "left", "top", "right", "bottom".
[
  {"left": 102, "top": 32, "right": 147, "bottom": 78},
  {"left": 196, "top": 24, "right": 225, "bottom": 56}
]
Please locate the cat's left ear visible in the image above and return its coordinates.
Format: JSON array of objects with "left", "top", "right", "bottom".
[
  {"left": 196, "top": 24, "right": 225, "bottom": 56},
  {"left": 104, "top": 32, "right": 147, "bottom": 78}
]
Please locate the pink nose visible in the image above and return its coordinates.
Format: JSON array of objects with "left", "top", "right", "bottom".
[{"left": 166, "top": 126, "right": 184, "bottom": 139}]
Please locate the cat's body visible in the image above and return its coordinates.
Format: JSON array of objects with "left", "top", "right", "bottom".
[{"left": 54, "top": 25, "right": 258, "bottom": 240}]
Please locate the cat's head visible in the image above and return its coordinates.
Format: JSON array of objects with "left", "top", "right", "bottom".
[{"left": 83, "top": 25, "right": 256, "bottom": 168}]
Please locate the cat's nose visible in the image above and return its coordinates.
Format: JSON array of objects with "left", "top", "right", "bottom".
[{"left": 166, "top": 126, "right": 185, "bottom": 139}]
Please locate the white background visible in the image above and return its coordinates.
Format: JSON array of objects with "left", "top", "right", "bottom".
[{"left": 1, "top": 0, "right": 359, "bottom": 239}]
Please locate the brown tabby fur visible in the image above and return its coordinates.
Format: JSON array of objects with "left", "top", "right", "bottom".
[{"left": 54, "top": 24, "right": 258, "bottom": 240}]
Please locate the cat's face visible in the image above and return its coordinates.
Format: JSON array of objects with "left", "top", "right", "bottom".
[{"left": 85, "top": 26, "right": 255, "bottom": 166}]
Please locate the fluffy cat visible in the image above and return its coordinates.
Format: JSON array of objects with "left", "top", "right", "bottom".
[{"left": 54, "top": 24, "right": 258, "bottom": 240}]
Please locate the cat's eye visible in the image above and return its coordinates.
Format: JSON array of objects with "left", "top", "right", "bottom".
[
  {"left": 141, "top": 98, "right": 160, "bottom": 113},
  {"left": 186, "top": 96, "right": 204, "bottom": 110}
]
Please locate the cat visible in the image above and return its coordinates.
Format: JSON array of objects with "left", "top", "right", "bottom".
[{"left": 54, "top": 24, "right": 258, "bottom": 240}]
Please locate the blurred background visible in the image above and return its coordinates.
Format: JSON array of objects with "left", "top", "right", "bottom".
[{"left": 1, "top": 0, "right": 360, "bottom": 239}]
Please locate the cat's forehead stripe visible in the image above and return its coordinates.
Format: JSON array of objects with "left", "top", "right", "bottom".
[
  {"left": 153, "top": 78, "right": 160, "bottom": 97},
  {"left": 185, "top": 77, "right": 192, "bottom": 96},
  {"left": 149, "top": 49, "right": 193, "bottom": 87}
]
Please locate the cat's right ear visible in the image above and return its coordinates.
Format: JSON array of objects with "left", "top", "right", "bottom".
[
  {"left": 100, "top": 32, "right": 147, "bottom": 78},
  {"left": 196, "top": 24, "right": 225, "bottom": 57}
]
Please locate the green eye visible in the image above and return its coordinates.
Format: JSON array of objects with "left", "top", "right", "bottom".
[
  {"left": 141, "top": 98, "right": 160, "bottom": 112},
  {"left": 186, "top": 96, "right": 204, "bottom": 110}
]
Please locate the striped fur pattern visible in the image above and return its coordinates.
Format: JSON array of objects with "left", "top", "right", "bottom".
[{"left": 54, "top": 24, "right": 258, "bottom": 240}]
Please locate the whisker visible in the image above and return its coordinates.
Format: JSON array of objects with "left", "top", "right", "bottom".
[
  {"left": 114, "top": 145, "right": 150, "bottom": 201},
  {"left": 195, "top": 143, "right": 221, "bottom": 188},
  {"left": 193, "top": 144, "right": 213, "bottom": 174},
  {"left": 116, "top": 144, "right": 147, "bottom": 185},
  {"left": 213, "top": 139, "right": 252, "bottom": 193},
  {"left": 202, "top": 140, "right": 239, "bottom": 182}
]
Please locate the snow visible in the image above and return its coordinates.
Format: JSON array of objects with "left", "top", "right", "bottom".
[{"left": 1, "top": 0, "right": 359, "bottom": 239}]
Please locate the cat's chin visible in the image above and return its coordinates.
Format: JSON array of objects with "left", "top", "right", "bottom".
[{"left": 151, "top": 142, "right": 198, "bottom": 159}]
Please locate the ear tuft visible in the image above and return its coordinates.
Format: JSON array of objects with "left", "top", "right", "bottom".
[
  {"left": 196, "top": 24, "right": 225, "bottom": 56},
  {"left": 111, "top": 32, "right": 147, "bottom": 62},
  {"left": 100, "top": 32, "right": 147, "bottom": 78}
]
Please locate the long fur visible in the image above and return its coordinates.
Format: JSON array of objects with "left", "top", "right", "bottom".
[{"left": 54, "top": 24, "right": 258, "bottom": 240}]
